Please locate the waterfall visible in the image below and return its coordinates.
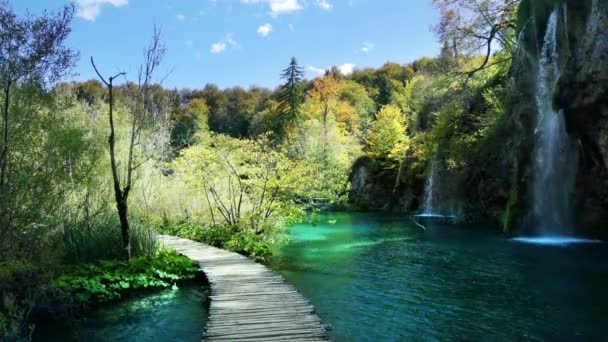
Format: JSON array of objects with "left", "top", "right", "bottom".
[
  {"left": 532, "top": 9, "right": 577, "bottom": 235},
  {"left": 422, "top": 156, "right": 438, "bottom": 215}
]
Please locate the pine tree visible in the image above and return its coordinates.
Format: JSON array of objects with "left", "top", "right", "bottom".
[{"left": 277, "top": 57, "right": 305, "bottom": 139}]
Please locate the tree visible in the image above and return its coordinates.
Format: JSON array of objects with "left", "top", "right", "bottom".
[
  {"left": 0, "top": 1, "right": 77, "bottom": 254},
  {"left": 366, "top": 105, "right": 410, "bottom": 165},
  {"left": 76, "top": 79, "right": 105, "bottom": 104},
  {"left": 277, "top": 57, "right": 305, "bottom": 140},
  {"left": 173, "top": 134, "right": 311, "bottom": 233},
  {"left": 376, "top": 76, "right": 393, "bottom": 108},
  {"left": 433, "top": 0, "right": 520, "bottom": 77},
  {"left": 91, "top": 27, "right": 166, "bottom": 260},
  {"left": 171, "top": 98, "right": 209, "bottom": 151}
]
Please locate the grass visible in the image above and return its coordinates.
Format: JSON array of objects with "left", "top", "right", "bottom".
[{"left": 60, "top": 213, "right": 158, "bottom": 264}]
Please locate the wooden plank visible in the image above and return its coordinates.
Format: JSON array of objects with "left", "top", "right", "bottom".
[
  {"left": 158, "top": 235, "right": 329, "bottom": 342},
  {"left": 205, "top": 317, "right": 321, "bottom": 327},
  {"left": 205, "top": 325, "right": 326, "bottom": 336},
  {"left": 204, "top": 330, "right": 328, "bottom": 340}
]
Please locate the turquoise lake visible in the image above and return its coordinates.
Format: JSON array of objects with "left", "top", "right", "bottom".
[
  {"left": 271, "top": 213, "right": 608, "bottom": 341},
  {"left": 34, "top": 285, "right": 208, "bottom": 341}
]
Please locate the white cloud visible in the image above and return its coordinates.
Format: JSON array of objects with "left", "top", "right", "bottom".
[
  {"left": 338, "top": 63, "right": 356, "bottom": 75},
  {"left": 210, "top": 34, "right": 239, "bottom": 54},
  {"left": 176, "top": 13, "right": 186, "bottom": 21},
  {"left": 76, "top": 0, "right": 128, "bottom": 21},
  {"left": 210, "top": 42, "right": 227, "bottom": 54},
  {"left": 308, "top": 63, "right": 355, "bottom": 76},
  {"left": 241, "top": 0, "right": 303, "bottom": 16},
  {"left": 308, "top": 65, "right": 326, "bottom": 76},
  {"left": 257, "top": 23, "right": 273, "bottom": 37},
  {"left": 226, "top": 33, "right": 239, "bottom": 47},
  {"left": 360, "top": 42, "right": 375, "bottom": 54},
  {"left": 316, "top": 0, "right": 332, "bottom": 10}
]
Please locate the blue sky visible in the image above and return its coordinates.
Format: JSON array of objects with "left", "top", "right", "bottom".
[{"left": 14, "top": 0, "right": 441, "bottom": 89}]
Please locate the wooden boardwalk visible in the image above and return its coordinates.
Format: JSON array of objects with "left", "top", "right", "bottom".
[{"left": 159, "top": 235, "right": 329, "bottom": 341}]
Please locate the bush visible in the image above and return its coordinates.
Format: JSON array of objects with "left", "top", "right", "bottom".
[
  {"left": 53, "top": 249, "right": 199, "bottom": 305},
  {"left": 0, "top": 260, "right": 50, "bottom": 338},
  {"left": 160, "top": 222, "right": 286, "bottom": 262}
]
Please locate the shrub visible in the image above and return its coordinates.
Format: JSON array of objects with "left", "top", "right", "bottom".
[
  {"left": 54, "top": 249, "right": 199, "bottom": 305},
  {"left": 159, "top": 222, "right": 287, "bottom": 262},
  {"left": 0, "top": 260, "right": 50, "bottom": 338}
]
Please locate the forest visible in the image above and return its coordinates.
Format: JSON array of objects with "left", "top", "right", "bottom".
[{"left": 2, "top": 0, "right": 607, "bottom": 340}]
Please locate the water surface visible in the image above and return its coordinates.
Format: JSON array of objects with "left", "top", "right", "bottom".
[
  {"left": 35, "top": 285, "right": 208, "bottom": 341},
  {"left": 271, "top": 213, "right": 608, "bottom": 341}
]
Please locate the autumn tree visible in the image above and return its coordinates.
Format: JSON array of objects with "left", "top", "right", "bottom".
[
  {"left": 277, "top": 57, "right": 305, "bottom": 139},
  {"left": 339, "top": 80, "right": 376, "bottom": 140},
  {"left": 366, "top": 105, "right": 410, "bottom": 165}
]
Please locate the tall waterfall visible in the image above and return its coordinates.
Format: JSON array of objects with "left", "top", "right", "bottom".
[
  {"left": 532, "top": 9, "right": 577, "bottom": 235},
  {"left": 422, "top": 156, "right": 438, "bottom": 215}
]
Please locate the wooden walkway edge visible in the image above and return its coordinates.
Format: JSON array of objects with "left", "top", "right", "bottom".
[{"left": 159, "top": 235, "right": 330, "bottom": 341}]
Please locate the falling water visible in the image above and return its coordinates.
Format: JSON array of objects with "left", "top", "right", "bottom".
[
  {"left": 531, "top": 9, "right": 577, "bottom": 236},
  {"left": 422, "top": 156, "right": 438, "bottom": 215}
]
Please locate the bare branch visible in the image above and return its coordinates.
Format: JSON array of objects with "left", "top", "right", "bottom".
[{"left": 90, "top": 57, "right": 109, "bottom": 87}]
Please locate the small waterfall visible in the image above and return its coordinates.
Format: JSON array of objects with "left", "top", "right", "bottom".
[
  {"left": 422, "top": 156, "right": 438, "bottom": 215},
  {"left": 532, "top": 9, "right": 577, "bottom": 235}
]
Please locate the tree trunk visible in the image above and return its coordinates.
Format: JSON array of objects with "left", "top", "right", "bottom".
[
  {"left": 1, "top": 81, "right": 11, "bottom": 189},
  {"left": 0, "top": 81, "right": 11, "bottom": 241},
  {"left": 116, "top": 195, "right": 131, "bottom": 260},
  {"left": 107, "top": 79, "right": 131, "bottom": 260}
]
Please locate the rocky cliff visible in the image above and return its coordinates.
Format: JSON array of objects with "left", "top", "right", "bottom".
[
  {"left": 350, "top": 0, "right": 608, "bottom": 235},
  {"left": 512, "top": 0, "right": 608, "bottom": 234}
]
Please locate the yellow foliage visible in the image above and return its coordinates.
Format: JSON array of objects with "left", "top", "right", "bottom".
[{"left": 366, "top": 105, "right": 410, "bottom": 166}]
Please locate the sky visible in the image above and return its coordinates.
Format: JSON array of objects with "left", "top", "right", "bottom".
[{"left": 14, "top": 0, "right": 441, "bottom": 89}]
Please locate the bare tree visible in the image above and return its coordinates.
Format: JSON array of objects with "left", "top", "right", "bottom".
[
  {"left": 432, "top": 0, "right": 520, "bottom": 78},
  {"left": 0, "top": 1, "right": 76, "bottom": 253},
  {"left": 91, "top": 27, "right": 166, "bottom": 260}
]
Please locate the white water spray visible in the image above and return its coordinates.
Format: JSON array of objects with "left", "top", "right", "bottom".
[
  {"left": 422, "top": 156, "right": 438, "bottom": 215},
  {"left": 531, "top": 8, "right": 577, "bottom": 235}
]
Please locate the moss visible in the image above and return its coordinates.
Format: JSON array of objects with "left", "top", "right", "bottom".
[
  {"left": 516, "top": 0, "right": 533, "bottom": 35},
  {"left": 503, "top": 147, "right": 532, "bottom": 234},
  {"left": 503, "top": 168, "right": 520, "bottom": 233}
]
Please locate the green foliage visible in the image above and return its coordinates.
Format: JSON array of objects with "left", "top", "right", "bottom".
[
  {"left": 0, "top": 260, "right": 50, "bottom": 338},
  {"left": 163, "top": 133, "right": 308, "bottom": 261},
  {"left": 428, "top": 61, "right": 512, "bottom": 170},
  {"left": 171, "top": 98, "right": 209, "bottom": 151},
  {"left": 0, "top": 0, "right": 527, "bottom": 333},
  {"left": 0, "top": 82, "right": 106, "bottom": 260},
  {"left": 366, "top": 105, "right": 410, "bottom": 166},
  {"left": 54, "top": 249, "right": 199, "bottom": 304},
  {"left": 172, "top": 133, "right": 312, "bottom": 231},
  {"left": 339, "top": 80, "right": 376, "bottom": 141},
  {"left": 276, "top": 57, "right": 305, "bottom": 140},
  {"left": 160, "top": 223, "right": 285, "bottom": 263}
]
